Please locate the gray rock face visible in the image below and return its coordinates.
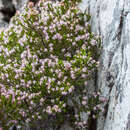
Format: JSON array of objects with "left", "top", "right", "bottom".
[
  {"left": 80, "top": 0, "right": 130, "bottom": 130},
  {"left": 0, "top": 0, "right": 30, "bottom": 27},
  {"left": 12, "top": 0, "right": 29, "bottom": 10}
]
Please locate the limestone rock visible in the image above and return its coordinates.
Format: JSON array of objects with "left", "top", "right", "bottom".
[
  {"left": 12, "top": 0, "right": 29, "bottom": 10},
  {"left": 60, "top": 122, "right": 73, "bottom": 130},
  {"left": 0, "top": 0, "right": 16, "bottom": 26},
  {"left": 80, "top": 0, "right": 130, "bottom": 130}
]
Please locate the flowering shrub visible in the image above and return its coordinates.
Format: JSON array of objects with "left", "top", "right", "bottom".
[{"left": 0, "top": 0, "right": 105, "bottom": 129}]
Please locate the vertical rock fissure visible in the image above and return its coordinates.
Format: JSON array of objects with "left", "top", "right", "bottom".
[
  {"left": 88, "top": 115, "right": 97, "bottom": 130},
  {"left": 116, "top": 9, "right": 124, "bottom": 42},
  {"left": 113, "top": 1, "right": 125, "bottom": 42}
]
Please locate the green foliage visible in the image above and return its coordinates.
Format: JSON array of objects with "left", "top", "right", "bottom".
[{"left": 0, "top": 0, "right": 105, "bottom": 129}]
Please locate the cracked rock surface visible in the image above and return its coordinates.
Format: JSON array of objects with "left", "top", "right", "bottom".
[{"left": 80, "top": 0, "right": 130, "bottom": 130}]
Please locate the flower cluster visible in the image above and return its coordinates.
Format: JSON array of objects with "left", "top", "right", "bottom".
[
  {"left": 73, "top": 92, "right": 106, "bottom": 129},
  {"left": 0, "top": 0, "right": 104, "bottom": 129}
]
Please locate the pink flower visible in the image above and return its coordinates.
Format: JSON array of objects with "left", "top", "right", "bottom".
[
  {"left": 87, "top": 111, "right": 91, "bottom": 115},
  {"left": 99, "top": 97, "right": 107, "bottom": 102},
  {"left": 83, "top": 121, "right": 87, "bottom": 125},
  {"left": 91, "top": 39, "right": 97, "bottom": 46},
  {"left": 93, "top": 115, "right": 96, "bottom": 119},
  {"left": 75, "top": 114, "right": 79, "bottom": 118},
  {"left": 63, "top": 103, "right": 66, "bottom": 107},
  {"left": 82, "top": 101, "right": 87, "bottom": 105},
  {"left": 68, "top": 88, "right": 73, "bottom": 93},
  {"left": 83, "top": 96, "right": 88, "bottom": 100},
  {"left": 71, "top": 73, "right": 76, "bottom": 79},
  {"left": 82, "top": 74, "right": 87, "bottom": 78},
  {"left": 84, "top": 81, "right": 88, "bottom": 86},
  {"left": 93, "top": 107, "right": 97, "bottom": 110},
  {"left": 61, "top": 91, "right": 67, "bottom": 95},
  {"left": 38, "top": 116, "right": 42, "bottom": 119},
  {"left": 75, "top": 121, "right": 78, "bottom": 125},
  {"left": 28, "top": 2, "right": 34, "bottom": 8},
  {"left": 64, "top": 62, "right": 71, "bottom": 69},
  {"left": 78, "top": 122, "right": 83, "bottom": 126},
  {"left": 82, "top": 67, "right": 87, "bottom": 72}
]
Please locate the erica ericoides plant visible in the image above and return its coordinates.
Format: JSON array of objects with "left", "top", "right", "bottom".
[{"left": 0, "top": 0, "right": 105, "bottom": 129}]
